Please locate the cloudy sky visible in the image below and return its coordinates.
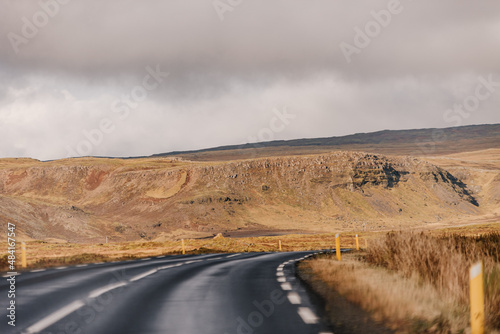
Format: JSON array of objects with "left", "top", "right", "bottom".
[{"left": 1, "top": 0, "right": 499, "bottom": 160}]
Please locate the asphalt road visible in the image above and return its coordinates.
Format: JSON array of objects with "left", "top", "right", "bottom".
[{"left": 1, "top": 251, "right": 334, "bottom": 334}]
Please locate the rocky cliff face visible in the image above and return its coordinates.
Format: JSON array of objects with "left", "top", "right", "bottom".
[{"left": 0, "top": 152, "right": 481, "bottom": 242}]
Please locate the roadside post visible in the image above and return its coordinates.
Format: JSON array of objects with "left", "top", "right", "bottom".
[
  {"left": 279, "top": 240, "right": 282, "bottom": 251},
  {"left": 182, "top": 239, "right": 186, "bottom": 255},
  {"left": 335, "top": 233, "right": 341, "bottom": 261},
  {"left": 355, "top": 234, "right": 359, "bottom": 251},
  {"left": 470, "top": 261, "right": 484, "bottom": 334}
]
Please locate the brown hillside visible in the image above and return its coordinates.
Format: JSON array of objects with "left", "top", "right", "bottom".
[{"left": 0, "top": 151, "right": 489, "bottom": 243}]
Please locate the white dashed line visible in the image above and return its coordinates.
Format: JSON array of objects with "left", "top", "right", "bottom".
[
  {"left": 75, "top": 264, "right": 88, "bottom": 267},
  {"left": 281, "top": 283, "right": 292, "bottom": 291},
  {"left": 208, "top": 257, "right": 223, "bottom": 261},
  {"left": 297, "top": 307, "right": 319, "bottom": 324},
  {"left": 277, "top": 267, "right": 283, "bottom": 272},
  {"left": 88, "top": 282, "right": 127, "bottom": 299},
  {"left": 156, "top": 256, "right": 166, "bottom": 258},
  {"left": 94, "top": 262, "right": 105, "bottom": 265},
  {"left": 140, "top": 258, "right": 151, "bottom": 261},
  {"left": 226, "top": 253, "right": 241, "bottom": 258},
  {"left": 2, "top": 273, "right": 20, "bottom": 278},
  {"left": 130, "top": 269, "right": 157, "bottom": 282},
  {"left": 158, "top": 264, "right": 183, "bottom": 270},
  {"left": 55, "top": 266, "right": 67, "bottom": 270},
  {"left": 277, "top": 277, "right": 286, "bottom": 283},
  {"left": 276, "top": 271, "right": 284, "bottom": 277},
  {"left": 185, "top": 260, "right": 203, "bottom": 264},
  {"left": 30, "top": 269, "right": 46, "bottom": 273},
  {"left": 24, "top": 300, "right": 85, "bottom": 334},
  {"left": 287, "top": 292, "right": 301, "bottom": 304}
]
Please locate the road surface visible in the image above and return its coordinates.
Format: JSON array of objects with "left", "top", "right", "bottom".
[{"left": 1, "top": 251, "right": 334, "bottom": 334}]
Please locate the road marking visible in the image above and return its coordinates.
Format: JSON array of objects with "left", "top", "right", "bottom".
[
  {"left": 277, "top": 277, "right": 286, "bottom": 282},
  {"left": 24, "top": 300, "right": 85, "bottom": 334},
  {"left": 140, "top": 258, "right": 151, "bottom": 261},
  {"left": 159, "top": 264, "right": 183, "bottom": 270},
  {"left": 287, "top": 292, "right": 301, "bottom": 304},
  {"left": 130, "top": 269, "right": 157, "bottom": 282},
  {"left": 185, "top": 260, "right": 202, "bottom": 264},
  {"left": 226, "top": 253, "right": 241, "bottom": 258},
  {"left": 55, "top": 266, "right": 67, "bottom": 270},
  {"left": 297, "top": 307, "right": 319, "bottom": 324},
  {"left": 277, "top": 267, "right": 283, "bottom": 272},
  {"left": 2, "top": 273, "right": 20, "bottom": 278},
  {"left": 208, "top": 257, "right": 223, "bottom": 261},
  {"left": 88, "top": 282, "right": 127, "bottom": 298},
  {"left": 281, "top": 283, "right": 292, "bottom": 291},
  {"left": 276, "top": 271, "right": 284, "bottom": 277},
  {"left": 30, "top": 269, "right": 46, "bottom": 273},
  {"left": 94, "top": 262, "right": 105, "bottom": 265},
  {"left": 278, "top": 265, "right": 284, "bottom": 270},
  {"left": 156, "top": 255, "right": 166, "bottom": 258},
  {"left": 75, "top": 264, "right": 88, "bottom": 267}
]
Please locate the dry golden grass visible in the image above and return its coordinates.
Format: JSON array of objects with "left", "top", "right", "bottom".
[
  {"left": 0, "top": 232, "right": 362, "bottom": 272},
  {"left": 365, "top": 232, "right": 500, "bottom": 330},
  {"left": 299, "top": 253, "right": 464, "bottom": 333},
  {"left": 300, "top": 231, "right": 500, "bottom": 333}
]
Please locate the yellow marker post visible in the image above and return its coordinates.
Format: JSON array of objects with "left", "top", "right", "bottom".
[
  {"left": 355, "top": 234, "right": 359, "bottom": 251},
  {"left": 470, "top": 261, "right": 484, "bottom": 334},
  {"left": 278, "top": 240, "right": 282, "bottom": 252},
  {"left": 335, "top": 233, "right": 341, "bottom": 261},
  {"left": 365, "top": 238, "right": 368, "bottom": 249},
  {"left": 21, "top": 242, "right": 27, "bottom": 268},
  {"left": 181, "top": 239, "right": 186, "bottom": 255}
]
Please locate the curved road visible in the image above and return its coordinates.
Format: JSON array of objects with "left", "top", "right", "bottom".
[{"left": 1, "top": 252, "right": 334, "bottom": 334}]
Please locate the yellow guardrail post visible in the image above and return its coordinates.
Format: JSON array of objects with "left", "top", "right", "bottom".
[
  {"left": 470, "top": 261, "right": 484, "bottom": 334},
  {"left": 355, "top": 234, "right": 359, "bottom": 251},
  {"left": 21, "top": 242, "right": 27, "bottom": 268},
  {"left": 278, "top": 240, "right": 282, "bottom": 251},
  {"left": 182, "top": 239, "right": 186, "bottom": 255},
  {"left": 335, "top": 233, "right": 341, "bottom": 261}
]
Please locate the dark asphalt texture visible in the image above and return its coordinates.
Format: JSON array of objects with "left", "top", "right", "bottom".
[{"left": 1, "top": 251, "right": 335, "bottom": 334}]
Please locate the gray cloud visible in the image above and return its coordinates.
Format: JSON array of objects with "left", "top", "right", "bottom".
[{"left": 0, "top": 0, "right": 499, "bottom": 160}]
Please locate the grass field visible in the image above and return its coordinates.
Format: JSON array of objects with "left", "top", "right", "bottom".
[{"left": 299, "top": 230, "right": 500, "bottom": 333}]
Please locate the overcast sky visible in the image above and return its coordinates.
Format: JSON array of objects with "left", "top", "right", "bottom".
[{"left": 1, "top": 0, "right": 499, "bottom": 160}]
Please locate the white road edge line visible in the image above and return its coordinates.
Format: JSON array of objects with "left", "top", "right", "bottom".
[
  {"left": 287, "top": 292, "right": 301, "bottom": 305},
  {"left": 281, "top": 283, "right": 292, "bottom": 291},
  {"left": 88, "top": 282, "right": 127, "bottom": 299},
  {"left": 24, "top": 300, "right": 85, "bottom": 334},
  {"left": 297, "top": 307, "right": 319, "bottom": 324},
  {"left": 130, "top": 269, "right": 157, "bottom": 282}
]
